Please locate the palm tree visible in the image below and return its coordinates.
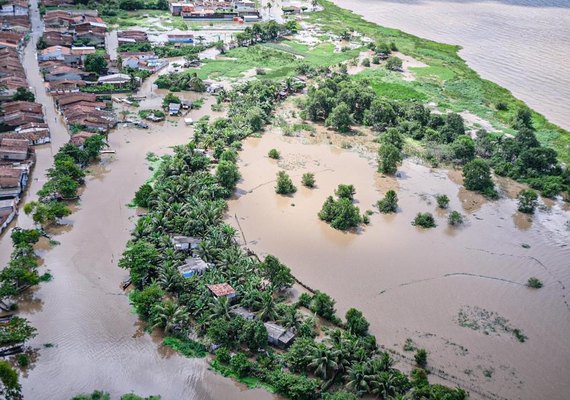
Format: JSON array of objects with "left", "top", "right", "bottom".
[
  {"left": 308, "top": 344, "right": 338, "bottom": 381},
  {"left": 278, "top": 306, "right": 302, "bottom": 332},
  {"left": 346, "top": 363, "right": 370, "bottom": 396},
  {"left": 256, "top": 291, "right": 278, "bottom": 321},
  {"left": 152, "top": 301, "right": 188, "bottom": 334},
  {"left": 208, "top": 296, "right": 232, "bottom": 321}
]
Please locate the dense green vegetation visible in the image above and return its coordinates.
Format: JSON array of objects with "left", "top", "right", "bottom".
[
  {"left": 276, "top": 171, "right": 297, "bottom": 195},
  {"left": 412, "top": 212, "right": 436, "bottom": 228},
  {"left": 119, "top": 80, "right": 465, "bottom": 399},
  {"left": 0, "top": 360, "right": 20, "bottom": 400},
  {"left": 318, "top": 186, "right": 362, "bottom": 230},
  {"left": 377, "top": 190, "right": 398, "bottom": 213},
  {"left": 24, "top": 137, "right": 106, "bottom": 227},
  {"left": 517, "top": 189, "right": 539, "bottom": 214}
]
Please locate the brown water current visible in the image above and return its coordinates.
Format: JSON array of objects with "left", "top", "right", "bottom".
[
  {"left": 227, "top": 126, "right": 570, "bottom": 400},
  {"left": 330, "top": 0, "right": 570, "bottom": 131}
]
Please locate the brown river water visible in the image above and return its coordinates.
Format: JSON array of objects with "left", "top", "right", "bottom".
[
  {"left": 331, "top": 0, "right": 570, "bottom": 131},
  {"left": 227, "top": 119, "right": 570, "bottom": 399}
]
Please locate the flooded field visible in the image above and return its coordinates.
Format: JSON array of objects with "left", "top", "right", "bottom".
[{"left": 227, "top": 125, "right": 570, "bottom": 399}]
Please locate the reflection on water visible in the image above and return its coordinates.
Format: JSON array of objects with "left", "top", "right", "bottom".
[
  {"left": 227, "top": 131, "right": 570, "bottom": 400},
  {"left": 331, "top": 0, "right": 570, "bottom": 130}
]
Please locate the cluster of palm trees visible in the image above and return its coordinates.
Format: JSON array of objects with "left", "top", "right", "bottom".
[{"left": 235, "top": 20, "right": 299, "bottom": 47}]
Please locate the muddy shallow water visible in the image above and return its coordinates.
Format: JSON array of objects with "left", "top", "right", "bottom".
[{"left": 227, "top": 130, "right": 570, "bottom": 400}]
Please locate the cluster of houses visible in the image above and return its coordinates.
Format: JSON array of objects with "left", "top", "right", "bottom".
[
  {"left": 171, "top": 235, "right": 297, "bottom": 349},
  {"left": 118, "top": 30, "right": 168, "bottom": 74},
  {"left": 0, "top": 0, "right": 30, "bottom": 32},
  {"left": 169, "top": 0, "right": 260, "bottom": 22},
  {"left": 37, "top": 10, "right": 119, "bottom": 135},
  {"left": 0, "top": 3, "right": 45, "bottom": 234}
]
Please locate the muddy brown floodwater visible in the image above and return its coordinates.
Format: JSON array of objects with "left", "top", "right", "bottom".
[
  {"left": 0, "top": 3, "right": 278, "bottom": 396},
  {"left": 227, "top": 128, "right": 570, "bottom": 400}
]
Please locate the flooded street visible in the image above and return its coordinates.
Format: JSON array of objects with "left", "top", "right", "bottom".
[
  {"left": 227, "top": 128, "right": 570, "bottom": 400},
  {"left": 331, "top": 0, "right": 570, "bottom": 131}
]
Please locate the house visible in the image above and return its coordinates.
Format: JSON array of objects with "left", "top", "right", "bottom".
[
  {"left": 0, "top": 138, "right": 29, "bottom": 161},
  {"left": 167, "top": 34, "right": 194, "bottom": 44},
  {"left": 171, "top": 235, "right": 201, "bottom": 251},
  {"left": 264, "top": 322, "right": 296, "bottom": 349},
  {"left": 169, "top": 2, "right": 184, "bottom": 16},
  {"left": 117, "top": 30, "right": 148, "bottom": 43},
  {"left": 206, "top": 283, "right": 237, "bottom": 299},
  {"left": 12, "top": 122, "right": 50, "bottom": 144},
  {"left": 70, "top": 46, "right": 96, "bottom": 63},
  {"left": 168, "top": 103, "right": 181, "bottom": 116},
  {"left": 178, "top": 256, "right": 210, "bottom": 278},
  {"left": 0, "top": 31, "right": 24, "bottom": 48},
  {"left": 0, "top": 167, "right": 27, "bottom": 198},
  {"left": 231, "top": 306, "right": 255, "bottom": 321},
  {"left": 97, "top": 73, "right": 132, "bottom": 87},
  {"left": 0, "top": 1, "right": 28, "bottom": 17},
  {"left": 0, "top": 198, "right": 17, "bottom": 235},
  {"left": 42, "top": 29, "right": 74, "bottom": 47},
  {"left": 38, "top": 45, "right": 71, "bottom": 62},
  {"left": 0, "top": 15, "right": 31, "bottom": 31},
  {"left": 69, "top": 131, "right": 96, "bottom": 147}
]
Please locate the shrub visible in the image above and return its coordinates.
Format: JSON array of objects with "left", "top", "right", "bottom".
[
  {"left": 415, "top": 348, "right": 428, "bottom": 368},
  {"left": 268, "top": 148, "right": 280, "bottom": 159},
  {"left": 377, "top": 190, "right": 398, "bottom": 213},
  {"left": 133, "top": 183, "right": 153, "bottom": 208},
  {"left": 276, "top": 171, "right": 297, "bottom": 195},
  {"left": 495, "top": 102, "right": 508, "bottom": 111},
  {"left": 448, "top": 210, "right": 464, "bottom": 226},
  {"left": 361, "top": 58, "right": 370, "bottom": 67},
  {"left": 345, "top": 308, "right": 369, "bottom": 336},
  {"left": 371, "top": 55, "right": 380, "bottom": 64},
  {"left": 215, "top": 347, "right": 231, "bottom": 364},
  {"left": 229, "top": 353, "right": 251, "bottom": 378},
  {"left": 517, "top": 189, "right": 538, "bottom": 214},
  {"left": 435, "top": 194, "right": 450, "bottom": 209},
  {"left": 378, "top": 143, "right": 402, "bottom": 174},
  {"left": 386, "top": 56, "right": 403, "bottom": 71},
  {"left": 527, "top": 277, "right": 543, "bottom": 289},
  {"left": 301, "top": 172, "right": 315, "bottom": 188},
  {"left": 463, "top": 159, "right": 494, "bottom": 194},
  {"left": 297, "top": 292, "right": 312, "bottom": 308},
  {"left": 318, "top": 196, "right": 361, "bottom": 230},
  {"left": 335, "top": 184, "right": 356, "bottom": 200},
  {"left": 412, "top": 212, "right": 436, "bottom": 228}
]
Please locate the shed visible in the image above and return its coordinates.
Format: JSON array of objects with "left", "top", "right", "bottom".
[
  {"left": 231, "top": 306, "right": 255, "bottom": 321},
  {"left": 171, "top": 235, "right": 201, "bottom": 251},
  {"left": 207, "top": 283, "right": 236, "bottom": 299},
  {"left": 264, "top": 322, "right": 295, "bottom": 349},
  {"left": 178, "top": 257, "right": 209, "bottom": 278}
]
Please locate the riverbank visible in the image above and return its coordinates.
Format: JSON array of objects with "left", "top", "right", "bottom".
[{"left": 330, "top": 0, "right": 570, "bottom": 132}]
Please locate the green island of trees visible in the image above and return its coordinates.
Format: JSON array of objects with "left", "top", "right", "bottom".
[
  {"left": 276, "top": 171, "right": 297, "bottom": 195},
  {"left": 319, "top": 184, "right": 362, "bottom": 230},
  {"left": 119, "top": 80, "right": 466, "bottom": 399}
]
